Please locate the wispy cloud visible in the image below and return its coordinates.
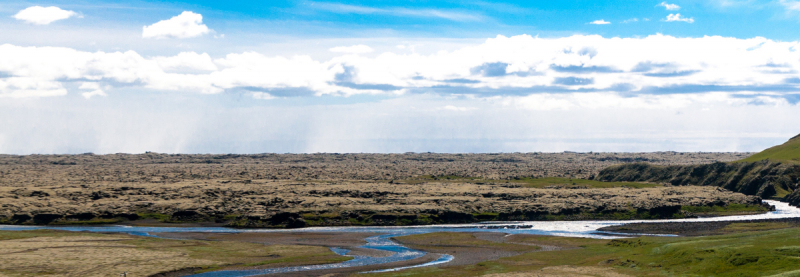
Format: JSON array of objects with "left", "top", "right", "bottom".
[
  {"left": 664, "top": 13, "right": 695, "bottom": 23},
  {"left": 712, "top": 0, "right": 755, "bottom": 8},
  {"left": 780, "top": 0, "right": 800, "bottom": 11},
  {"left": 468, "top": 1, "right": 532, "bottom": 14},
  {"left": 621, "top": 18, "right": 639, "bottom": 23},
  {"left": 589, "top": 19, "right": 611, "bottom": 25},
  {"left": 307, "top": 2, "right": 484, "bottom": 22},
  {"left": 657, "top": 2, "right": 681, "bottom": 10}
]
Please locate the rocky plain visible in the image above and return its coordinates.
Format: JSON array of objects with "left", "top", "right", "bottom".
[{"left": 0, "top": 152, "right": 767, "bottom": 227}]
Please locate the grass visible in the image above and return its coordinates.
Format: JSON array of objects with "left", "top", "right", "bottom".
[
  {"left": 137, "top": 212, "right": 170, "bottom": 221},
  {"left": 513, "top": 177, "right": 659, "bottom": 189},
  {"left": 393, "top": 232, "right": 539, "bottom": 253},
  {"left": 680, "top": 203, "right": 771, "bottom": 216},
  {"left": 406, "top": 175, "right": 659, "bottom": 189},
  {"left": 720, "top": 222, "right": 795, "bottom": 233},
  {"left": 49, "top": 218, "right": 125, "bottom": 225},
  {"left": 0, "top": 230, "right": 351, "bottom": 276},
  {"left": 739, "top": 135, "right": 800, "bottom": 163},
  {"left": 374, "top": 227, "right": 800, "bottom": 277},
  {"left": 0, "top": 229, "right": 105, "bottom": 241}
]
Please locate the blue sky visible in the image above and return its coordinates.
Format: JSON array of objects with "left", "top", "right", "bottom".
[
  {"left": 5, "top": 0, "right": 799, "bottom": 39},
  {"left": 0, "top": 0, "right": 799, "bottom": 154}
]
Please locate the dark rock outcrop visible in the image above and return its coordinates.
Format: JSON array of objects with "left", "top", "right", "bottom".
[{"left": 596, "top": 160, "right": 800, "bottom": 201}]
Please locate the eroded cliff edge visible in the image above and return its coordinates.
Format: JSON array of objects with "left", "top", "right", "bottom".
[{"left": 596, "top": 134, "right": 800, "bottom": 207}]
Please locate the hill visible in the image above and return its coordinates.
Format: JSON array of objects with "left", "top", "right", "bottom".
[
  {"left": 738, "top": 134, "right": 800, "bottom": 163},
  {"left": 596, "top": 134, "right": 800, "bottom": 206}
]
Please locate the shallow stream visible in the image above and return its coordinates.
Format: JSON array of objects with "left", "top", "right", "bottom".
[{"left": 1, "top": 200, "right": 799, "bottom": 276}]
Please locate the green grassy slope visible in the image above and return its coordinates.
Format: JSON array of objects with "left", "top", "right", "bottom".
[
  {"left": 740, "top": 134, "right": 800, "bottom": 163},
  {"left": 377, "top": 226, "right": 800, "bottom": 277}
]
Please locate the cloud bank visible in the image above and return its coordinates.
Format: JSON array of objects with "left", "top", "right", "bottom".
[{"left": 1, "top": 34, "right": 799, "bottom": 103}]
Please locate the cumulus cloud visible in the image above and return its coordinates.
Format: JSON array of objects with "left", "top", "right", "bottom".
[
  {"left": 665, "top": 13, "right": 695, "bottom": 23},
  {"left": 1, "top": 35, "right": 800, "bottom": 100},
  {"left": 657, "top": 2, "right": 681, "bottom": 10},
  {"left": 153, "top": 52, "right": 218, "bottom": 72},
  {"left": 13, "top": 6, "right": 79, "bottom": 25},
  {"left": 142, "top": 11, "right": 210, "bottom": 39},
  {"left": 589, "top": 20, "right": 611, "bottom": 25},
  {"left": 329, "top": 45, "right": 374, "bottom": 54}
]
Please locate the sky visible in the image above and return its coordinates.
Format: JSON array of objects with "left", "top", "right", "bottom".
[{"left": 1, "top": 0, "right": 800, "bottom": 154}]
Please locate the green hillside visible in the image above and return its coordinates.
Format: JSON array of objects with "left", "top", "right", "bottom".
[{"left": 739, "top": 134, "right": 800, "bottom": 163}]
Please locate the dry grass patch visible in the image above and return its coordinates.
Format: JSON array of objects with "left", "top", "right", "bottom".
[{"left": 0, "top": 230, "right": 349, "bottom": 277}]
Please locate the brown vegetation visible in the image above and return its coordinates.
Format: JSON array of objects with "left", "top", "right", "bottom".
[
  {"left": 0, "top": 152, "right": 760, "bottom": 227},
  {"left": 0, "top": 230, "right": 348, "bottom": 277}
]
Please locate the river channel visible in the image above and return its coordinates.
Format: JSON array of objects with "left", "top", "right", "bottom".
[{"left": 1, "top": 200, "right": 799, "bottom": 276}]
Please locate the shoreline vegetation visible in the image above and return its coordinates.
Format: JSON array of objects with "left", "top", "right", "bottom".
[
  {"left": 0, "top": 229, "right": 352, "bottom": 277},
  {"left": 0, "top": 200, "right": 772, "bottom": 228},
  {"left": 375, "top": 224, "right": 800, "bottom": 277},
  {"left": 6, "top": 222, "right": 800, "bottom": 277}
]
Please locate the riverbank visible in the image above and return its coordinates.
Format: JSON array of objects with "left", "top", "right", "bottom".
[
  {"left": 597, "top": 217, "right": 800, "bottom": 236},
  {"left": 369, "top": 226, "right": 800, "bottom": 277},
  {"left": 1, "top": 200, "right": 798, "bottom": 277},
  {"left": 0, "top": 230, "right": 350, "bottom": 277}
]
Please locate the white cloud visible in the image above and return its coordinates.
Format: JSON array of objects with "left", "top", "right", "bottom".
[
  {"left": 142, "top": 11, "right": 210, "bottom": 39},
  {"left": 441, "top": 105, "right": 476, "bottom": 111},
  {"left": 780, "top": 0, "right": 800, "bottom": 11},
  {"left": 329, "top": 45, "right": 374, "bottom": 54},
  {"left": 308, "top": 2, "right": 484, "bottom": 22},
  {"left": 13, "top": 6, "right": 79, "bottom": 25},
  {"left": 1, "top": 34, "right": 800, "bottom": 101},
  {"left": 79, "top": 82, "right": 106, "bottom": 99},
  {"left": 252, "top": 92, "right": 275, "bottom": 100},
  {"left": 153, "top": 52, "right": 218, "bottom": 72},
  {"left": 589, "top": 20, "right": 611, "bottom": 25},
  {"left": 665, "top": 13, "right": 695, "bottom": 23},
  {"left": 0, "top": 77, "right": 66, "bottom": 98},
  {"left": 713, "top": 0, "right": 753, "bottom": 7},
  {"left": 621, "top": 18, "right": 639, "bottom": 23},
  {"left": 657, "top": 2, "right": 681, "bottom": 10}
]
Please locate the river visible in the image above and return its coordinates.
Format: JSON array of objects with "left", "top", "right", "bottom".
[{"left": 1, "top": 200, "right": 799, "bottom": 276}]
